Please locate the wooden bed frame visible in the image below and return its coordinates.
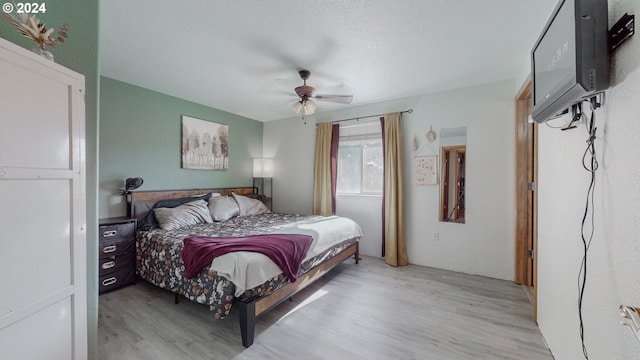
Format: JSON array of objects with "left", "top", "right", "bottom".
[{"left": 128, "top": 187, "right": 360, "bottom": 347}]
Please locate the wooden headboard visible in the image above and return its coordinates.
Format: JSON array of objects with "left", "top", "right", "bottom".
[{"left": 127, "top": 187, "right": 256, "bottom": 222}]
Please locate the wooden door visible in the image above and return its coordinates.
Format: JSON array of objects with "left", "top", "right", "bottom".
[
  {"left": 514, "top": 76, "right": 538, "bottom": 320},
  {"left": 0, "top": 38, "right": 87, "bottom": 359}
]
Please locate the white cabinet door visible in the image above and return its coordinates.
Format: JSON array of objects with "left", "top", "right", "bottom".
[{"left": 0, "top": 37, "right": 87, "bottom": 360}]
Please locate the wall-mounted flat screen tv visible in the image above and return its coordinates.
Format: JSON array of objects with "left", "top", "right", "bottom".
[{"left": 531, "top": 0, "right": 609, "bottom": 123}]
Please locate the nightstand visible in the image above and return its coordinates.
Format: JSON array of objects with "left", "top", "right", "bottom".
[
  {"left": 252, "top": 177, "right": 273, "bottom": 211},
  {"left": 256, "top": 194, "right": 272, "bottom": 211},
  {"left": 98, "top": 217, "right": 137, "bottom": 294}
]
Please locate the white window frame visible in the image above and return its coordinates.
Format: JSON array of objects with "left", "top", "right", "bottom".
[{"left": 336, "top": 127, "right": 383, "bottom": 196}]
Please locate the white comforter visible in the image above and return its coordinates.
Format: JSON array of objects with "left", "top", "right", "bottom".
[{"left": 209, "top": 216, "right": 362, "bottom": 296}]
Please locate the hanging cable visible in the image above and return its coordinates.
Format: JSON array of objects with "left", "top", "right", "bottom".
[
  {"left": 577, "top": 98, "right": 598, "bottom": 359},
  {"left": 543, "top": 104, "right": 583, "bottom": 130}
]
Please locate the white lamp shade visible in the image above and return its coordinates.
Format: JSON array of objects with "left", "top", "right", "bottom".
[
  {"left": 253, "top": 158, "right": 274, "bottom": 178},
  {"left": 291, "top": 101, "right": 303, "bottom": 113},
  {"left": 292, "top": 100, "right": 316, "bottom": 115},
  {"left": 303, "top": 99, "right": 317, "bottom": 115}
]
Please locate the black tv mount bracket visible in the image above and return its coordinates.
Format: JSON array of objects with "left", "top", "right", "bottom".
[
  {"left": 609, "top": 13, "right": 634, "bottom": 53},
  {"left": 561, "top": 94, "right": 605, "bottom": 131}
]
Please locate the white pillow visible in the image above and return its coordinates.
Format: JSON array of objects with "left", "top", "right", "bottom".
[
  {"left": 153, "top": 199, "right": 213, "bottom": 230},
  {"left": 232, "top": 192, "right": 270, "bottom": 216},
  {"left": 208, "top": 195, "right": 240, "bottom": 221}
]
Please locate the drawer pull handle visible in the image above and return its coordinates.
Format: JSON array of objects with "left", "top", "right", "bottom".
[
  {"left": 102, "top": 245, "right": 117, "bottom": 254},
  {"left": 103, "top": 230, "right": 117, "bottom": 237},
  {"left": 102, "top": 261, "right": 115, "bottom": 270},
  {"left": 102, "top": 277, "right": 117, "bottom": 286}
]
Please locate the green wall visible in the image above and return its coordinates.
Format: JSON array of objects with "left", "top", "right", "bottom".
[
  {"left": 0, "top": 1, "right": 100, "bottom": 357},
  {"left": 99, "top": 76, "right": 263, "bottom": 218}
]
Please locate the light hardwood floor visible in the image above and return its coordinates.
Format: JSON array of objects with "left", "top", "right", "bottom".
[{"left": 98, "top": 256, "right": 554, "bottom": 360}]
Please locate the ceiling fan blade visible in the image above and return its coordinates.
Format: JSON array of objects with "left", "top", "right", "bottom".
[{"left": 313, "top": 94, "right": 353, "bottom": 104}]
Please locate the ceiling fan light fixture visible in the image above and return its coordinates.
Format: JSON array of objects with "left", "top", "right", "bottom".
[
  {"left": 295, "top": 85, "right": 315, "bottom": 98},
  {"left": 291, "top": 101, "right": 303, "bottom": 113},
  {"left": 290, "top": 69, "right": 353, "bottom": 116},
  {"left": 303, "top": 99, "right": 317, "bottom": 115}
]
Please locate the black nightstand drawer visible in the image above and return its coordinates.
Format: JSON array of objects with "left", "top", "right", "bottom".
[
  {"left": 99, "top": 221, "right": 135, "bottom": 241},
  {"left": 98, "top": 236, "right": 135, "bottom": 258},
  {"left": 99, "top": 252, "right": 135, "bottom": 275},
  {"left": 99, "top": 268, "right": 136, "bottom": 294}
]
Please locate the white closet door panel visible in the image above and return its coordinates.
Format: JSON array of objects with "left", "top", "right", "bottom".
[
  {"left": 0, "top": 60, "right": 71, "bottom": 170},
  {"left": 0, "top": 37, "right": 86, "bottom": 359},
  {"left": 0, "top": 179, "right": 71, "bottom": 316},
  {"left": 0, "top": 297, "right": 73, "bottom": 360}
]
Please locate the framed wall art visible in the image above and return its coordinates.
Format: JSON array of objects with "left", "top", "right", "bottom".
[
  {"left": 181, "top": 115, "right": 229, "bottom": 170},
  {"left": 415, "top": 155, "right": 437, "bottom": 185}
]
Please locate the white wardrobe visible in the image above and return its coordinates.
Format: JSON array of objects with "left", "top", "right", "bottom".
[{"left": 0, "top": 37, "right": 87, "bottom": 359}]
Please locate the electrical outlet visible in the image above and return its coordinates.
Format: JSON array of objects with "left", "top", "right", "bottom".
[{"left": 432, "top": 231, "right": 439, "bottom": 241}]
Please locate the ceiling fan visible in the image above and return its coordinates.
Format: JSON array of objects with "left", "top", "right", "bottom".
[{"left": 291, "top": 70, "right": 353, "bottom": 115}]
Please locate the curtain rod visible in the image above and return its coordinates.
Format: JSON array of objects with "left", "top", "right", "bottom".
[{"left": 323, "top": 108, "right": 413, "bottom": 125}]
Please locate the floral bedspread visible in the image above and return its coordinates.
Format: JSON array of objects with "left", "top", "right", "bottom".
[{"left": 136, "top": 213, "right": 358, "bottom": 319}]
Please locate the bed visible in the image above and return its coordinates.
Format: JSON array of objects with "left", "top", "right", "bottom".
[{"left": 128, "top": 187, "right": 361, "bottom": 347}]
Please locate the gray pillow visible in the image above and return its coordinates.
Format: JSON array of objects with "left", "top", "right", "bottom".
[
  {"left": 138, "top": 193, "right": 215, "bottom": 231},
  {"left": 232, "top": 192, "right": 270, "bottom": 216},
  {"left": 153, "top": 199, "right": 213, "bottom": 230},
  {"left": 207, "top": 195, "right": 240, "bottom": 221}
]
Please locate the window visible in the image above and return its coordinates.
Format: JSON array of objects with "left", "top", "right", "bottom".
[{"left": 336, "top": 123, "right": 383, "bottom": 195}]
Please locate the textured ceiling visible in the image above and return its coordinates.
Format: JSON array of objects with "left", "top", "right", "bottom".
[{"left": 100, "top": 0, "right": 558, "bottom": 122}]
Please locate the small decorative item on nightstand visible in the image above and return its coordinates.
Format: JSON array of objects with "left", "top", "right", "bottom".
[
  {"left": 98, "top": 217, "right": 137, "bottom": 294},
  {"left": 253, "top": 158, "right": 273, "bottom": 211}
]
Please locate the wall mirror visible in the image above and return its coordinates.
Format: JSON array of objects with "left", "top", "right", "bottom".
[{"left": 439, "top": 127, "right": 466, "bottom": 223}]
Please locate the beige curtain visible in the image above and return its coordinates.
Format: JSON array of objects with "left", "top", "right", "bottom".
[
  {"left": 312, "top": 122, "right": 333, "bottom": 216},
  {"left": 382, "top": 112, "right": 408, "bottom": 266}
]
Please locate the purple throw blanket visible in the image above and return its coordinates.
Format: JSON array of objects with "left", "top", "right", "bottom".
[{"left": 182, "top": 234, "right": 313, "bottom": 281}]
